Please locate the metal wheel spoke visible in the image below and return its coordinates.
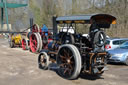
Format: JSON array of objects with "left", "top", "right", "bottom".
[
  {"left": 63, "top": 49, "right": 70, "bottom": 58},
  {"left": 34, "top": 37, "right": 36, "bottom": 41},
  {"left": 67, "top": 48, "right": 71, "bottom": 57},
  {"left": 60, "top": 56, "right": 67, "bottom": 62},
  {"left": 32, "top": 45, "right": 35, "bottom": 48},
  {"left": 24, "top": 43, "right": 26, "bottom": 45},
  {"left": 41, "top": 60, "right": 45, "bottom": 64},
  {"left": 35, "top": 41, "right": 37, "bottom": 45},
  {"left": 68, "top": 69, "right": 72, "bottom": 75},
  {"left": 64, "top": 68, "right": 69, "bottom": 74},
  {"left": 40, "top": 55, "right": 46, "bottom": 63},
  {"left": 69, "top": 56, "right": 73, "bottom": 59},
  {"left": 63, "top": 65, "right": 72, "bottom": 75},
  {"left": 34, "top": 46, "right": 37, "bottom": 50},
  {"left": 32, "top": 45, "right": 36, "bottom": 50},
  {"left": 63, "top": 49, "right": 68, "bottom": 57},
  {"left": 60, "top": 63, "right": 67, "bottom": 67},
  {"left": 31, "top": 40, "right": 35, "bottom": 43},
  {"left": 41, "top": 59, "right": 44, "bottom": 63},
  {"left": 60, "top": 55, "right": 66, "bottom": 59},
  {"left": 68, "top": 64, "right": 73, "bottom": 70}
]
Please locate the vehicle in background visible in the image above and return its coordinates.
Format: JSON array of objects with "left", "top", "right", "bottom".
[
  {"left": 8, "top": 34, "right": 22, "bottom": 48},
  {"left": 105, "top": 38, "right": 128, "bottom": 51},
  {"left": 108, "top": 41, "right": 128, "bottom": 65}
]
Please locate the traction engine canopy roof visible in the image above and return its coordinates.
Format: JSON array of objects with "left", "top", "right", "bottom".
[{"left": 56, "top": 14, "right": 116, "bottom": 25}]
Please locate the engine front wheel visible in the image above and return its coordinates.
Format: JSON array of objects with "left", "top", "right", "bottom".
[
  {"left": 22, "top": 38, "right": 29, "bottom": 50},
  {"left": 57, "top": 44, "right": 82, "bottom": 80},
  {"left": 38, "top": 52, "right": 50, "bottom": 70}
]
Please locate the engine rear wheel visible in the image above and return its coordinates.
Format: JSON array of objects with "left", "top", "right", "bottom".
[
  {"left": 57, "top": 44, "right": 81, "bottom": 79},
  {"left": 30, "top": 33, "right": 40, "bottom": 53}
]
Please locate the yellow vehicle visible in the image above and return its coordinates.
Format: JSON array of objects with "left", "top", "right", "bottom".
[{"left": 9, "top": 34, "right": 22, "bottom": 48}]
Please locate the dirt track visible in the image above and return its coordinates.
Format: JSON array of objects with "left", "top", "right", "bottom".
[{"left": 0, "top": 38, "right": 128, "bottom": 85}]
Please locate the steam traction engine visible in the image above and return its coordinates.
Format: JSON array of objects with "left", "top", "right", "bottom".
[
  {"left": 38, "top": 14, "right": 116, "bottom": 79},
  {"left": 21, "top": 24, "right": 53, "bottom": 53},
  {"left": 9, "top": 33, "right": 22, "bottom": 48}
]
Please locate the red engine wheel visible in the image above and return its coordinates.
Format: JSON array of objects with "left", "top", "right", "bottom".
[
  {"left": 30, "top": 33, "right": 40, "bottom": 53},
  {"left": 22, "top": 38, "right": 28, "bottom": 50},
  {"left": 32, "top": 24, "right": 40, "bottom": 33}
]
